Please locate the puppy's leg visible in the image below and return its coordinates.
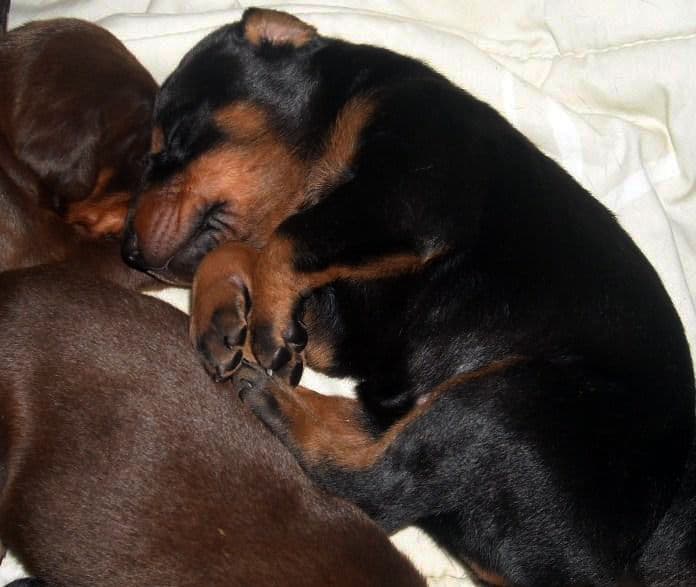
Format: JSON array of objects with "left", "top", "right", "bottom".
[
  {"left": 252, "top": 169, "right": 457, "bottom": 381},
  {"left": 5, "top": 580, "right": 46, "bottom": 587},
  {"left": 237, "top": 358, "right": 673, "bottom": 586},
  {"left": 235, "top": 359, "right": 521, "bottom": 531},
  {"left": 190, "top": 242, "right": 258, "bottom": 381},
  {"left": 194, "top": 176, "right": 446, "bottom": 383}
]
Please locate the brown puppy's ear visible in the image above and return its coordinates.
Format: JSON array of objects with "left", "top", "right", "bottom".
[{"left": 242, "top": 8, "right": 317, "bottom": 49}]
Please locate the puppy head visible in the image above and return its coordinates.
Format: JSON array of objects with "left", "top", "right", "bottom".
[{"left": 122, "top": 9, "right": 321, "bottom": 285}]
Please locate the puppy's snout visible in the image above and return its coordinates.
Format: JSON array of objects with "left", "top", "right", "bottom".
[{"left": 121, "top": 229, "right": 148, "bottom": 271}]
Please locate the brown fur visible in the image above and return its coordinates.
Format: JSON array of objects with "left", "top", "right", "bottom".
[
  {"left": 65, "top": 191, "right": 132, "bottom": 238},
  {"left": 0, "top": 18, "right": 156, "bottom": 228},
  {"left": 0, "top": 18, "right": 160, "bottom": 289},
  {"left": 0, "top": 168, "right": 153, "bottom": 290},
  {"left": 249, "top": 235, "right": 442, "bottom": 370},
  {"left": 134, "top": 103, "right": 305, "bottom": 270},
  {"left": 0, "top": 266, "right": 425, "bottom": 587}
]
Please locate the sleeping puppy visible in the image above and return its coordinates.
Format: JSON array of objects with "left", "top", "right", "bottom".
[
  {"left": 0, "top": 265, "right": 425, "bottom": 587},
  {"left": 0, "top": 167, "right": 155, "bottom": 289},
  {"left": 0, "top": 17, "right": 156, "bottom": 238},
  {"left": 122, "top": 8, "right": 696, "bottom": 585},
  {"left": 0, "top": 17, "right": 161, "bottom": 289}
]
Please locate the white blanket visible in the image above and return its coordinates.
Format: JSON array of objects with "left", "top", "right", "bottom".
[{"left": 4, "top": 1, "right": 696, "bottom": 585}]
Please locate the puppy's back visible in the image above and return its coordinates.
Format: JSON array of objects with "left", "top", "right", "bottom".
[{"left": 0, "top": 267, "right": 424, "bottom": 586}]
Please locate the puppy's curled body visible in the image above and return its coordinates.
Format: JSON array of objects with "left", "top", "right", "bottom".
[{"left": 0, "top": 266, "right": 425, "bottom": 587}]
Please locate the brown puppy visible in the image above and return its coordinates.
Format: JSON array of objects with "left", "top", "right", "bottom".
[
  {"left": 0, "top": 17, "right": 156, "bottom": 237},
  {"left": 0, "top": 168, "right": 155, "bottom": 290},
  {"left": 0, "top": 265, "right": 425, "bottom": 587}
]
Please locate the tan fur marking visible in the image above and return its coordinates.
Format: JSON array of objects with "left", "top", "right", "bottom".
[
  {"left": 302, "top": 306, "right": 335, "bottom": 372},
  {"left": 274, "top": 357, "right": 526, "bottom": 469},
  {"left": 190, "top": 241, "right": 258, "bottom": 361},
  {"left": 271, "top": 387, "right": 371, "bottom": 458},
  {"left": 309, "top": 252, "right": 435, "bottom": 285},
  {"left": 305, "top": 97, "right": 377, "bottom": 202},
  {"left": 244, "top": 9, "right": 317, "bottom": 48},
  {"left": 251, "top": 237, "right": 298, "bottom": 328},
  {"left": 251, "top": 235, "right": 443, "bottom": 333},
  {"left": 466, "top": 560, "right": 511, "bottom": 587},
  {"left": 65, "top": 191, "right": 131, "bottom": 238},
  {"left": 213, "top": 103, "right": 270, "bottom": 143}
]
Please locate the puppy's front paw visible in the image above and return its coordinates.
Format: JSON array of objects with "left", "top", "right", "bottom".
[
  {"left": 196, "top": 304, "right": 248, "bottom": 381},
  {"left": 191, "top": 277, "right": 250, "bottom": 382},
  {"left": 190, "top": 242, "right": 260, "bottom": 382}
]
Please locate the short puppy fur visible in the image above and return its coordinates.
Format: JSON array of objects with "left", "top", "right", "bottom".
[
  {"left": 0, "top": 17, "right": 161, "bottom": 288},
  {"left": 0, "top": 167, "right": 155, "bottom": 289},
  {"left": 0, "top": 18, "right": 156, "bottom": 237},
  {"left": 0, "top": 266, "right": 425, "bottom": 587},
  {"left": 124, "top": 9, "right": 696, "bottom": 585}
]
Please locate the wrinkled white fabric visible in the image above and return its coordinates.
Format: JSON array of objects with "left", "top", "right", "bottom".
[{"left": 4, "top": 2, "right": 696, "bottom": 584}]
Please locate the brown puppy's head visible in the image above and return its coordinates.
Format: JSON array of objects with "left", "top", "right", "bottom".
[{"left": 122, "top": 9, "right": 324, "bottom": 285}]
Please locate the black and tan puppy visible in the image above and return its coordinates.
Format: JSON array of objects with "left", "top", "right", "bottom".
[
  {"left": 0, "top": 17, "right": 156, "bottom": 238},
  {"left": 123, "top": 9, "right": 696, "bottom": 585},
  {"left": 0, "top": 266, "right": 425, "bottom": 587}
]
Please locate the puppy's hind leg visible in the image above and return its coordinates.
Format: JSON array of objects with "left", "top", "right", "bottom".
[{"left": 238, "top": 357, "right": 681, "bottom": 586}]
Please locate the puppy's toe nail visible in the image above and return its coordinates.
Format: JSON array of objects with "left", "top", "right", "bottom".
[
  {"left": 270, "top": 347, "right": 291, "bottom": 371},
  {"left": 224, "top": 325, "right": 247, "bottom": 349},
  {"left": 224, "top": 350, "right": 243, "bottom": 374},
  {"left": 289, "top": 361, "right": 304, "bottom": 387},
  {"left": 285, "top": 321, "right": 307, "bottom": 351}
]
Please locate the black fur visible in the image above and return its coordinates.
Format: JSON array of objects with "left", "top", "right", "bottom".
[
  {"left": 126, "top": 10, "right": 696, "bottom": 585},
  {"left": 0, "top": 0, "right": 8, "bottom": 35}
]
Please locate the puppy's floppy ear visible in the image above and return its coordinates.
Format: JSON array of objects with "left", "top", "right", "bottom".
[{"left": 242, "top": 8, "right": 317, "bottom": 49}]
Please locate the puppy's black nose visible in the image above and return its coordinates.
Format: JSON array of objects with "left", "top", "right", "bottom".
[{"left": 121, "top": 230, "right": 148, "bottom": 271}]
